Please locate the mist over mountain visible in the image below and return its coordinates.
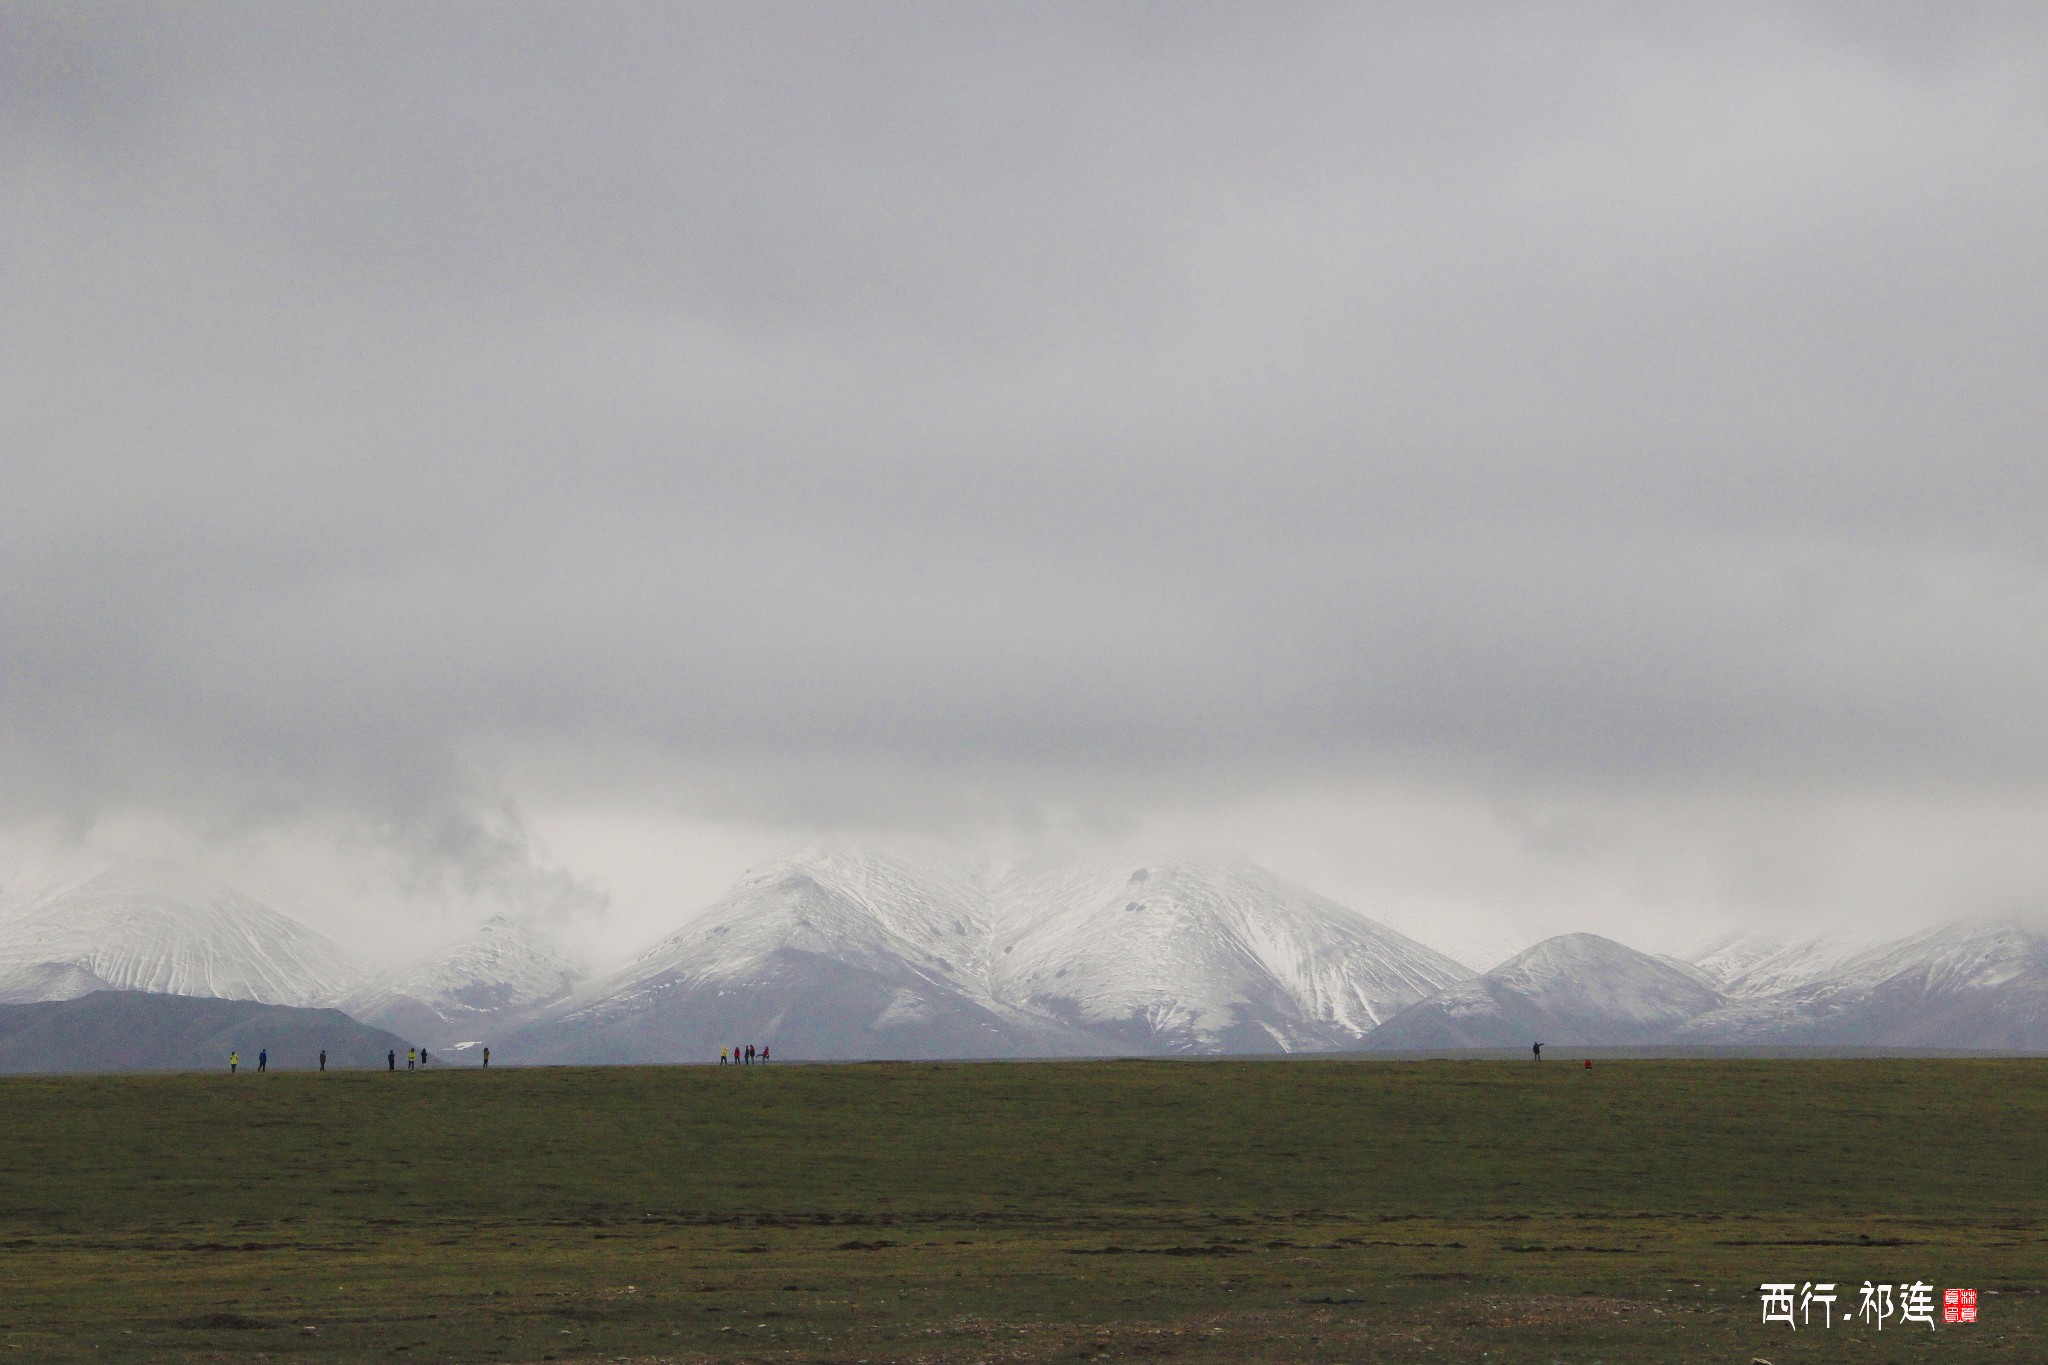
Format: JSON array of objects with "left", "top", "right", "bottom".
[
  {"left": 1684, "top": 930, "right": 1888, "bottom": 999},
  {"left": 9, "top": 5, "right": 2048, "bottom": 1081},
  {"left": 346, "top": 915, "right": 586, "bottom": 1050}
]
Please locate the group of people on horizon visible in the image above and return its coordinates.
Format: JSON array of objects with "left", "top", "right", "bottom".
[
  {"left": 230, "top": 1043, "right": 496, "bottom": 1072},
  {"left": 720, "top": 1044, "right": 769, "bottom": 1065}
]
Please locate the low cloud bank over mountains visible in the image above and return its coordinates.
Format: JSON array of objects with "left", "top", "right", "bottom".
[{"left": 1, "top": 850, "right": 2044, "bottom": 1070}]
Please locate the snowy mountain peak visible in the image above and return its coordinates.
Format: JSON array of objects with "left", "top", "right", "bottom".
[
  {"left": 1496, "top": 932, "right": 1673, "bottom": 982},
  {"left": 990, "top": 856, "right": 1473, "bottom": 1052},
  {"left": 1687, "top": 927, "right": 1891, "bottom": 999},
  {"left": 1821, "top": 919, "right": 2048, "bottom": 993},
  {"left": 1675, "top": 918, "right": 2048, "bottom": 1048},
  {"left": 0, "top": 863, "right": 359, "bottom": 1007},
  {"left": 1490, "top": 933, "right": 1723, "bottom": 1015},
  {"left": 1683, "top": 929, "right": 1789, "bottom": 987},
  {"left": 381, "top": 917, "right": 583, "bottom": 1011},
  {"left": 1366, "top": 932, "right": 1725, "bottom": 1050},
  {"left": 520, "top": 846, "right": 1064, "bottom": 1063},
  {"left": 342, "top": 914, "right": 587, "bottom": 1048},
  {"left": 582, "top": 845, "right": 997, "bottom": 1016}
]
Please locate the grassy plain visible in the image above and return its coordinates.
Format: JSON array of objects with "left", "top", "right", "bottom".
[{"left": 0, "top": 1057, "right": 2042, "bottom": 1363}]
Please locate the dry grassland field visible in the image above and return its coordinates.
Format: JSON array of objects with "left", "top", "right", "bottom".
[{"left": 0, "top": 1057, "right": 2043, "bottom": 1363}]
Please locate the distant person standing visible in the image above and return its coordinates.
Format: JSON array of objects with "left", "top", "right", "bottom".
[
  {"left": 319, "top": 1049, "right": 326, "bottom": 1072},
  {"left": 719, "top": 1048, "right": 728, "bottom": 1065},
  {"left": 745, "top": 1044, "right": 754, "bottom": 1065},
  {"left": 229, "top": 1051, "right": 238, "bottom": 1074},
  {"left": 420, "top": 1049, "right": 429, "bottom": 1069},
  {"left": 1532, "top": 1041, "right": 1543, "bottom": 1061},
  {"left": 482, "top": 1047, "right": 490, "bottom": 1069},
  {"left": 387, "top": 1049, "right": 396, "bottom": 1072},
  {"left": 258, "top": 1049, "right": 267, "bottom": 1073},
  {"left": 407, "top": 1047, "right": 416, "bottom": 1072}
]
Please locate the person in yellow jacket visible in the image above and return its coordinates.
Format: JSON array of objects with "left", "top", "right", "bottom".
[
  {"left": 229, "top": 1051, "right": 238, "bottom": 1073},
  {"left": 407, "top": 1047, "right": 416, "bottom": 1071}
]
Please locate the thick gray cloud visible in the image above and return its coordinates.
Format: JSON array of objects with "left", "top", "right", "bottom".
[{"left": 5, "top": 1, "right": 2047, "bottom": 898}]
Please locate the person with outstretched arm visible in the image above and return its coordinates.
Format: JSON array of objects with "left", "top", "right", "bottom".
[{"left": 1532, "top": 1041, "right": 1543, "bottom": 1061}]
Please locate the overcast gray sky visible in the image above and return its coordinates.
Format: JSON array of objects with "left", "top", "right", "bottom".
[{"left": 5, "top": 2, "right": 2047, "bottom": 960}]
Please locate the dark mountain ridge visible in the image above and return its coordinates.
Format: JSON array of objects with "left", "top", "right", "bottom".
[{"left": 0, "top": 991, "right": 417, "bottom": 1073}]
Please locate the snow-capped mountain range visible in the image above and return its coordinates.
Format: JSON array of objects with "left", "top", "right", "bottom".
[
  {"left": 2, "top": 851, "right": 2044, "bottom": 1060},
  {"left": 1362, "top": 933, "right": 1725, "bottom": 1050},
  {"left": 988, "top": 857, "right": 1471, "bottom": 1052},
  {"left": 1671, "top": 921, "right": 2048, "bottom": 1049},
  {"left": 0, "top": 865, "right": 583, "bottom": 1050},
  {"left": 1682, "top": 928, "right": 1891, "bottom": 999},
  {"left": 504, "top": 848, "right": 1471, "bottom": 1062}
]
